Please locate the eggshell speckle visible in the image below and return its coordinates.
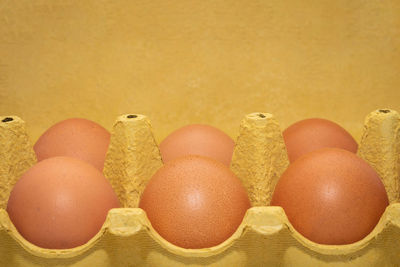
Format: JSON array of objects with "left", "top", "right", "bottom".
[
  {"left": 139, "top": 155, "right": 251, "bottom": 249},
  {"left": 34, "top": 118, "right": 110, "bottom": 171},
  {"left": 283, "top": 118, "right": 358, "bottom": 163},
  {"left": 159, "top": 124, "right": 234, "bottom": 166},
  {"left": 7, "top": 157, "right": 120, "bottom": 249},
  {"left": 271, "top": 148, "right": 389, "bottom": 245}
]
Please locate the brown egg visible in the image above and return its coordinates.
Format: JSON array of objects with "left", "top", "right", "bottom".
[
  {"left": 7, "top": 157, "right": 120, "bottom": 249},
  {"left": 283, "top": 118, "right": 358, "bottom": 163},
  {"left": 34, "top": 118, "right": 110, "bottom": 171},
  {"left": 271, "top": 148, "right": 389, "bottom": 245},
  {"left": 139, "top": 155, "right": 250, "bottom": 249},
  {"left": 159, "top": 124, "right": 234, "bottom": 166}
]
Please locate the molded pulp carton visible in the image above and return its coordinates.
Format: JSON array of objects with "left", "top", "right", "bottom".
[{"left": 0, "top": 109, "right": 399, "bottom": 266}]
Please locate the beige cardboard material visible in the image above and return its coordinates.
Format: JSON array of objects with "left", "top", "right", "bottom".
[
  {"left": 0, "top": 109, "right": 399, "bottom": 266},
  {"left": 1, "top": 1, "right": 400, "bottom": 145}
]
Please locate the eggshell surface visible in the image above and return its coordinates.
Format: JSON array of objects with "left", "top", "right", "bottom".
[
  {"left": 6, "top": 157, "right": 120, "bottom": 249},
  {"left": 139, "top": 155, "right": 251, "bottom": 249},
  {"left": 283, "top": 118, "right": 358, "bottom": 163},
  {"left": 159, "top": 124, "right": 234, "bottom": 166},
  {"left": 34, "top": 118, "right": 110, "bottom": 171},
  {"left": 271, "top": 148, "right": 389, "bottom": 245}
]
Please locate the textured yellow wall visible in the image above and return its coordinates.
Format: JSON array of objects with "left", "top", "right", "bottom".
[{"left": 0, "top": 0, "right": 399, "bottom": 144}]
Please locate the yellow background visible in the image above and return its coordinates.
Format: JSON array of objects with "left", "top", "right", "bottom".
[{"left": 1, "top": 0, "right": 399, "bottom": 144}]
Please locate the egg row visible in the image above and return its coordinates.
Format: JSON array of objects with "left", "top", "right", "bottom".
[{"left": 2, "top": 112, "right": 392, "bottom": 251}]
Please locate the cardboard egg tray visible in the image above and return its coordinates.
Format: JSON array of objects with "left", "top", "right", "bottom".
[{"left": 0, "top": 109, "right": 399, "bottom": 266}]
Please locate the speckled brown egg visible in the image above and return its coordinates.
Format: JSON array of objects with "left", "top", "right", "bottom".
[
  {"left": 7, "top": 157, "right": 120, "bottom": 249},
  {"left": 283, "top": 118, "right": 358, "bottom": 163},
  {"left": 159, "top": 124, "right": 235, "bottom": 166},
  {"left": 271, "top": 148, "right": 389, "bottom": 245},
  {"left": 34, "top": 118, "right": 110, "bottom": 171},
  {"left": 139, "top": 155, "right": 251, "bottom": 249}
]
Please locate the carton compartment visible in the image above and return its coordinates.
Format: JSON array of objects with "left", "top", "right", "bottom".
[{"left": 0, "top": 109, "right": 399, "bottom": 266}]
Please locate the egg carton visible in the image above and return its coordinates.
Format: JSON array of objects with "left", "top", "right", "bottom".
[{"left": 0, "top": 109, "right": 399, "bottom": 267}]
